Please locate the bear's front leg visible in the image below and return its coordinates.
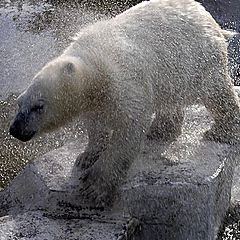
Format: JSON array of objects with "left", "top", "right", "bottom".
[
  {"left": 75, "top": 112, "right": 110, "bottom": 170},
  {"left": 79, "top": 109, "right": 150, "bottom": 207}
]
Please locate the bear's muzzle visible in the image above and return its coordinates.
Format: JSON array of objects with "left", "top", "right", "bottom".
[{"left": 9, "top": 112, "right": 36, "bottom": 142}]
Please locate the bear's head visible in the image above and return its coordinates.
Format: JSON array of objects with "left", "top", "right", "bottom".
[{"left": 9, "top": 56, "right": 92, "bottom": 142}]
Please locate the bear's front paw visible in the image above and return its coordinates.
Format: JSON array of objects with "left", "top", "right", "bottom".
[{"left": 79, "top": 163, "right": 117, "bottom": 208}]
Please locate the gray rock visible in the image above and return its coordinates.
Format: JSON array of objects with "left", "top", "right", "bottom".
[
  {"left": 0, "top": 211, "right": 127, "bottom": 240},
  {"left": 0, "top": 106, "right": 239, "bottom": 240}
]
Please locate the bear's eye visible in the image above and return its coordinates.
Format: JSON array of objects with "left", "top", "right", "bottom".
[{"left": 31, "top": 104, "right": 44, "bottom": 113}]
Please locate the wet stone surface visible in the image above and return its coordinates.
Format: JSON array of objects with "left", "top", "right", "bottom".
[{"left": 0, "top": 211, "right": 127, "bottom": 240}]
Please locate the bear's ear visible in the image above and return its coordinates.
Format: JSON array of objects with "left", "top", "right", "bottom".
[{"left": 62, "top": 62, "right": 75, "bottom": 75}]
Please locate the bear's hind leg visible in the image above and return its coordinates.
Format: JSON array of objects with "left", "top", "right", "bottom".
[
  {"left": 201, "top": 73, "right": 240, "bottom": 144},
  {"left": 147, "top": 106, "right": 184, "bottom": 142}
]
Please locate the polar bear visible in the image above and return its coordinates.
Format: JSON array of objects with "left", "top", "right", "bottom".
[{"left": 9, "top": 0, "right": 240, "bottom": 206}]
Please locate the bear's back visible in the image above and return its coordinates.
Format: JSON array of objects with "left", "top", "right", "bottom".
[{"left": 65, "top": 0, "right": 228, "bottom": 105}]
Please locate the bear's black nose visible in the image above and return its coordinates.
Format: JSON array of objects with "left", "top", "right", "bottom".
[
  {"left": 9, "top": 122, "right": 35, "bottom": 142},
  {"left": 9, "top": 123, "right": 19, "bottom": 138}
]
